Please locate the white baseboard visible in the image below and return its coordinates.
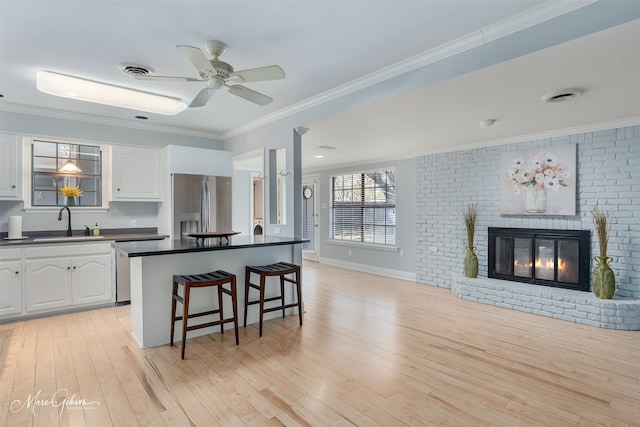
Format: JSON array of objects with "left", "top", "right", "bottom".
[{"left": 317, "top": 257, "right": 416, "bottom": 282}]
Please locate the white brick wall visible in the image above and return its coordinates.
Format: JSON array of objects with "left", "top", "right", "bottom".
[
  {"left": 452, "top": 275, "right": 640, "bottom": 330},
  {"left": 416, "top": 125, "right": 640, "bottom": 298}
]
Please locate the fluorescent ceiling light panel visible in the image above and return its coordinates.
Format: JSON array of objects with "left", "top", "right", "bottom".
[{"left": 36, "top": 71, "right": 187, "bottom": 115}]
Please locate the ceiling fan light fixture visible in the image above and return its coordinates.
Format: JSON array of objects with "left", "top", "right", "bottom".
[{"left": 36, "top": 71, "right": 187, "bottom": 115}]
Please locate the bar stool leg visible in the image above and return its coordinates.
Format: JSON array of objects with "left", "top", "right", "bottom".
[
  {"left": 243, "top": 267, "right": 251, "bottom": 328},
  {"left": 170, "top": 279, "right": 178, "bottom": 346},
  {"left": 296, "top": 267, "right": 303, "bottom": 326},
  {"left": 181, "top": 284, "right": 191, "bottom": 360},
  {"left": 259, "top": 273, "right": 266, "bottom": 337},
  {"left": 230, "top": 277, "right": 239, "bottom": 344},
  {"left": 280, "top": 273, "right": 286, "bottom": 319},
  {"left": 217, "top": 285, "right": 224, "bottom": 335}
]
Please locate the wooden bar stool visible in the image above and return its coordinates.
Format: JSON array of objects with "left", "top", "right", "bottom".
[
  {"left": 170, "top": 270, "right": 239, "bottom": 359},
  {"left": 244, "top": 262, "right": 303, "bottom": 337}
]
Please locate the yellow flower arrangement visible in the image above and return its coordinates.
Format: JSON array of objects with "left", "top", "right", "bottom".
[{"left": 60, "top": 186, "right": 83, "bottom": 197}]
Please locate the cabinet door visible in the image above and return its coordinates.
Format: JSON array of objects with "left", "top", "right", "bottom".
[
  {"left": 72, "top": 254, "right": 113, "bottom": 305},
  {"left": 25, "top": 258, "right": 72, "bottom": 312},
  {"left": 0, "top": 134, "right": 21, "bottom": 199},
  {"left": 0, "top": 260, "right": 22, "bottom": 317},
  {"left": 112, "top": 145, "right": 162, "bottom": 200}
]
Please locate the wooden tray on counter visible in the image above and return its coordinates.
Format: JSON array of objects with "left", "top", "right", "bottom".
[{"left": 186, "top": 231, "right": 240, "bottom": 244}]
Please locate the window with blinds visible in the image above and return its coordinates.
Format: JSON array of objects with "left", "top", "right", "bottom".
[{"left": 330, "top": 169, "right": 396, "bottom": 246}]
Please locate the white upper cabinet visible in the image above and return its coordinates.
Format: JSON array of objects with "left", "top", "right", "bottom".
[
  {"left": 111, "top": 145, "right": 162, "bottom": 201},
  {"left": 0, "top": 134, "right": 21, "bottom": 200}
]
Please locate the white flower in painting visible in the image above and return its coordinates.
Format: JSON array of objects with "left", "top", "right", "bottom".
[
  {"left": 545, "top": 177, "right": 561, "bottom": 191},
  {"left": 511, "top": 158, "right": 525, "bottom": 169},
  {"left": 529, "top": 156, "right": 544, "bottom": 170},
  {"left": 544, "top": 153, "right": 558, "bottom": 166}
]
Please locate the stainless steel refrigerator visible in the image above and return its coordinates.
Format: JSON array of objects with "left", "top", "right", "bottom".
[{"left": 172, "top": 174, "right": 233, "bottom": 239}]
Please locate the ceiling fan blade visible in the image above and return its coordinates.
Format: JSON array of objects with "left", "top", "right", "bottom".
[
  {"left": 177, "top": 45, "right": 215, "bottom": 74},
  {"left": 189, "top": 87, "right": 216, "bottom": 107},
  {"left": 228, "top": 84, "right": 273, "bottom": 106},
  {"left": 134, "top": 75, "right": 203, "bottom": 82},
  {"left": 229, "top": 65, "right": 285, "bottom": 83}
]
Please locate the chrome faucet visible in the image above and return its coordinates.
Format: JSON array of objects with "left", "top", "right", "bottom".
[{"left": 58, "top": 206, "right": 72, "bottom": 236}]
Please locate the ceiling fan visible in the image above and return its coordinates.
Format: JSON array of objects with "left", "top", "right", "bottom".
[{"left": 134, "top": 40, "right": 285, "bottom": 107}]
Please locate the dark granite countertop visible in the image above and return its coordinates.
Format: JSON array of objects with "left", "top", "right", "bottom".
[
  {"left": 0, "top": 227, "right": 168, "bottom": 247},
  {"left": 113, "top": 235, "right": 308, "bottom": 257}
]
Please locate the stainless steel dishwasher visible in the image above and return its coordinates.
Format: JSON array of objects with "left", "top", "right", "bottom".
[
  {"left": 115, "top": 237, "right": 165, "bottom": 304},
  {"left": 116, "top": 248, "right": 131, "bottom": 304}
]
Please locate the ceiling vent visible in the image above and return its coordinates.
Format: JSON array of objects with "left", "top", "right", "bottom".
[
  {"left": 120, "top": 64, "right": 152, "bottom": 76},
  {"left": 542, "top": 89, "right": 583, "bottom": 103}
]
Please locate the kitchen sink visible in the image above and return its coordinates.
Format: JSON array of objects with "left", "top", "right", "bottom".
[{"left": 32, "top": 236, "right": 106, "bottom": 242}]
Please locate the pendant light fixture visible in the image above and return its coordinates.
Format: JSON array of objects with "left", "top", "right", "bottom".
[
  {"left": 36, "top": 71, "right": 187, "bottom": 115},
  {"left": 58, "top": 160, "right": 82, "bottom": 173}
]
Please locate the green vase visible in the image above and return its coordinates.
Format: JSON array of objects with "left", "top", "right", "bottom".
[
  {"left": 592, "top": 256, "right": 615, "bottom": 299},
  {"left": 464, "top": 246, "right": 478, "bottom": 278}
]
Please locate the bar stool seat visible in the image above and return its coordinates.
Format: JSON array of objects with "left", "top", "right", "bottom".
[
  {"left": 244, "top": 262, "right": 303, "bottom": 337},
  {"left": 171, "top": 270, "right": 239, "bottom": 359}
]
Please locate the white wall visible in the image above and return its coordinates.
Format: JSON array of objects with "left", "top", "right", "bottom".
[{"left": 306, "top": 157, "right": 416, "bottom": 280}]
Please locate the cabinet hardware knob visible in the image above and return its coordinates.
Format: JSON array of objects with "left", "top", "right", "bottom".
[
  {"left": 67, "top": 267, "right": 71, "bottom": 270},
  {"left": 14, "top": 271, "right": 19, "bottom": 276},
  {"left": 11, "top": 185, "right": 16, "bottom": 188},
  {"left": 73, "top": 266, "right": 76, "bottom": 269},
  {"left": 117, "top": 188, "right": 120, "bottom": 191}
]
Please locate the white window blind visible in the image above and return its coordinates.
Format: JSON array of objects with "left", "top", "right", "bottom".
[{"left": 331, "top": 169, "right": 396, "bottom": 245}]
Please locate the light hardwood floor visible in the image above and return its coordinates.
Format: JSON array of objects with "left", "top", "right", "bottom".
[{"left": 1, "top": 261, "right": 639, "bottom": 426}]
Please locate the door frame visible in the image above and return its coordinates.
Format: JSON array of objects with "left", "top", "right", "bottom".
[{"left": 302, "top": 176, "right": 319, "bottom": 261}]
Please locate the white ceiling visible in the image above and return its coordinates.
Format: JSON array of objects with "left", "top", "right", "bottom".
[{"left": 1, "top": 1, "right": 639, "bottom": 171}]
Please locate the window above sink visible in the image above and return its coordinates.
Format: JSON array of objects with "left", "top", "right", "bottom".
[{"left": 31, "top": 140, "right": 103, "bottom": 207}]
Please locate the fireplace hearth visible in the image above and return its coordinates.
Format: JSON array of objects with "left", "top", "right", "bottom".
[{"left": 488, "top": 227, "right": 591, "bottom": 291}]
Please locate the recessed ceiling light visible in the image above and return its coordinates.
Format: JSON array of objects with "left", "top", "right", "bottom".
[
  {"left": 315, "top": 155, "right": 324, "bottom": 159},
  {"left": 542, "top": 89, "right": 584, "bottom": 103},
  {"left": 479, "top": 119, "right": 496, "bottom": 128}
]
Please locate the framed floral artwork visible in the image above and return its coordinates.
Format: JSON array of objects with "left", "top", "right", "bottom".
[{"left": 499, "top": 144, "right": 576, "bottom": 215}]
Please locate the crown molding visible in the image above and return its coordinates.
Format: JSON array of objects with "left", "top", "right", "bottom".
[
  {"left": 302, "top": 117, "right": 640, "bottom": 174},
  {"left": 412, "top": 117, "right": 640, "bottom": 159},
  {"left": 1, "top": 102, "right": 224, "bottom": 140},
  {"left": 224, "top": 0, "right": 597, "bottom": 140}
]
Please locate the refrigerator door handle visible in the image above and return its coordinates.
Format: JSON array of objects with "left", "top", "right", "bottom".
[{"left": 201, "top": 178, "right": 210, "bottom": 232}]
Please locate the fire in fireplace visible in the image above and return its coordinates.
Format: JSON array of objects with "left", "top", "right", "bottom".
[{"left": 488, "top": 227, "right": 591, "bottom": 291}]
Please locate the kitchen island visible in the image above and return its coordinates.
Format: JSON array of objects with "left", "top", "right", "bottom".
[{"left": 112, "top": 235, "right": 307, "bottom": 348}]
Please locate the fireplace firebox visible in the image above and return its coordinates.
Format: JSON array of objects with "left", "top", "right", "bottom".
[{"left": 488, "top": 227, "right": 591, "bottom": 291}]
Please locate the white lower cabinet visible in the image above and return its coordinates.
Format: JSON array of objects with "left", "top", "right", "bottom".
[
  {"left": 23, "top": 243, "right": 114, "bottom": 316},
  {"left": 72, "top": 254, "right": 112, "bottom": 305},
  {"left": 25, "top": 257, "right": 72, "bottom": 312},
  {"left": 0, "top": 259, "right": 22, "bottom": 317}
]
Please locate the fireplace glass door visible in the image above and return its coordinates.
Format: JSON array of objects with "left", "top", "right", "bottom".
[{"left": 488, "top": 228, "right": 590, "bottom": 291}]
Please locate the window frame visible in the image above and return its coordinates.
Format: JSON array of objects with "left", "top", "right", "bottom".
[
  {"left": 22, "top": 137, "right": 111, "bottom": 212},
  {"left": 329, "top": 167, "right": 397, "bottom": 248}
]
